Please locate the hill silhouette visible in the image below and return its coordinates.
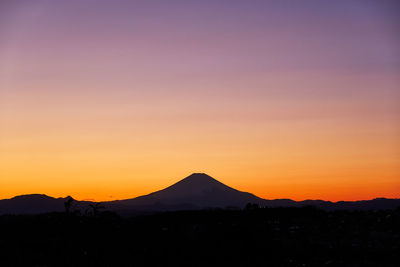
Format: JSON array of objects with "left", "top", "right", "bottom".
[
  {"left": 0, "top": 194, "right": 66, "bottom": 215},
  {"left": 0, "top": 194, "right": 93, "bottom": 215},
  {"left": 1, "top": 173, "right": 399, "bottom": 215}
]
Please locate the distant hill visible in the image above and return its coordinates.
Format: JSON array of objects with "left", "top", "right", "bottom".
[
  {"left": 1, "top": 173, "right": 399, "bottom": 215},
  {"left": 0, "top": 194, "right": 93, "bottom": 215},
  {"left": 0, "top": 194, "right": 67, "bottom": 215}
]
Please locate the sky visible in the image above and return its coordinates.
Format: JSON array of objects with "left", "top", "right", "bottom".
[{"left": 0, "top": 0, "right": 399, "bottom": 201}]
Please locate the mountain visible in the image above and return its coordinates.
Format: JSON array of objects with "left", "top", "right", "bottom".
[
  {"left": 0, "top": 194, "right": 68, "bottom": 215},
  {"left": 0, "top": 194, "right": 93, "bottom": 215},
  {"left": 104, "top": 173, "right": 266, "bottom": 212},
  {"left": 1, "top": 173, "right": 399, "bottom": 215}
]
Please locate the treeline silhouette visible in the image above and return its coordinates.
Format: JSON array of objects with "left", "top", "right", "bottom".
[{"left": 0, "top": 205, "right": 399, "bottom": 266}]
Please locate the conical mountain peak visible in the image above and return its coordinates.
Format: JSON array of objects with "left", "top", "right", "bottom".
[
  {"left": 170, "top": 173, "right": 230, "bottom": 191},
  {"left": 185, "top": 173, "right": 214, "bottom": 179},
  {"left": 113, "top": 172, "right": 265, "bottom": 210},
  {"left": 181, "top": 173, "right": 219, "bottom": 183}
]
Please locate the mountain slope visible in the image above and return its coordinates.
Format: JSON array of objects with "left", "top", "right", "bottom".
[
  {"left": 0, "top": 194, "right": 68, "bottom": 215},
  {"left": 0, "top": 194, "right": 94, "bottom": 215},
  {"left": 106, "top": 173, "right": 266, "bottom": 210}
]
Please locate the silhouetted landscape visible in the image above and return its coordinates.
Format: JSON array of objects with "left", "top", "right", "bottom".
[
  {"left": 1, "top": 174, "right": 400, "bottom": 216},
  {"left": 1, "top": 174, "right": 399, "bottom": 266},
  {"left": 2, "top": 0, "right": 399, "bottom": 266}
]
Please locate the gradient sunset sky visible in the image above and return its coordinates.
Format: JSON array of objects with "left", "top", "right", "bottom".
[{"left": 1, "top": 0, "right": 399, "bottom": 201}]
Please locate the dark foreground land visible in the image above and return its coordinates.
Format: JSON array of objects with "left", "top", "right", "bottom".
[{"left": 1, "top": 207, "right": 399, "bottom": 267}]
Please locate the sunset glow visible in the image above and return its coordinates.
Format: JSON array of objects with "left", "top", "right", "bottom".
[{"left": 1, "top": 0, "right": 399, "bottom": 201}]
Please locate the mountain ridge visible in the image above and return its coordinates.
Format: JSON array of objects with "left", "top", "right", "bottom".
[{"left": 1, "top": 173, "right": 399, "bottom": 215}]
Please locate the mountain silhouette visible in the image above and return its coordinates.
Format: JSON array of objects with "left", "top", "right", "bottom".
[
  {"left": 106, "top": 173, "right": 265, "bottom": 211},
  {"left": 0, "top": 194, "right": 67, "bottom": 215},
  {"left": 1, "top": 173, "right": 399, "bottom": 215},
  {"left": 0, "top": 194, "right": 93, "bottom": 215}
]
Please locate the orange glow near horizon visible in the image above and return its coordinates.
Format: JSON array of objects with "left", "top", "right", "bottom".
[
  {"left": 1, "top": 101, "right": 399, "bottom": 202},
  {"left": 1, "top": 1, "right": 399, "bottom": 202}
]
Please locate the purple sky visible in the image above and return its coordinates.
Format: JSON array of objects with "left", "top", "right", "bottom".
[{"left": 0, "top": 0, "right": 399, "bottom": 201}]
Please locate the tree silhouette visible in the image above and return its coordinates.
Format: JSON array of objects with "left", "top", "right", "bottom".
[
  {"left": 64, "top": 197, "right": 74, "bottom": 215},
  {"left": 245, "top": 203, "right": 260, "bottom": 210},
  {"left": 87, "top": 203, "right": 105, "bottom": 217}
]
